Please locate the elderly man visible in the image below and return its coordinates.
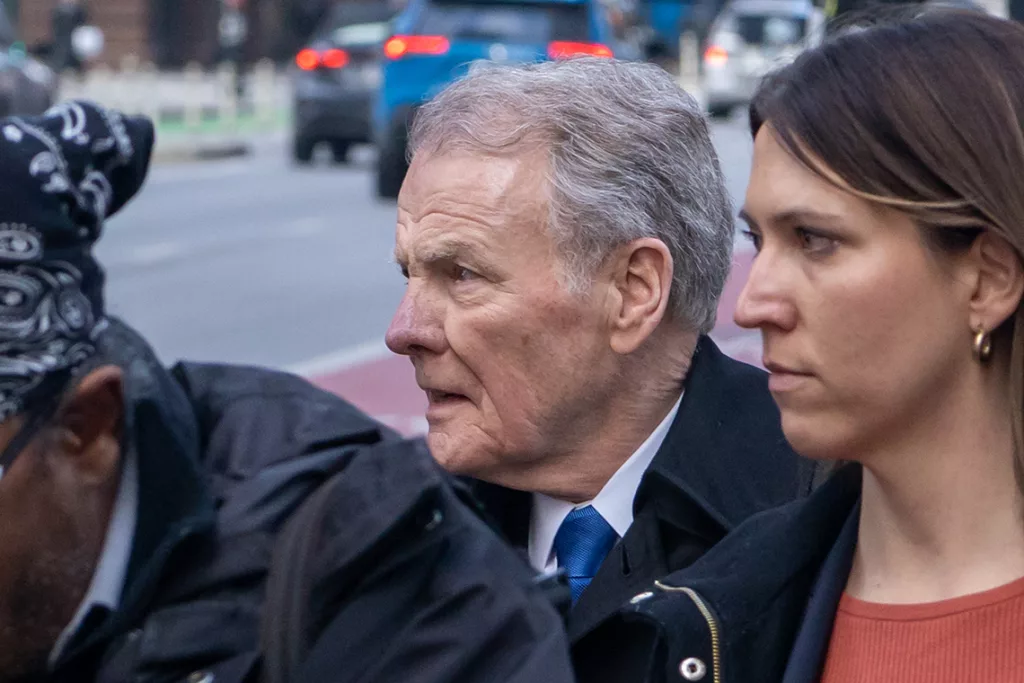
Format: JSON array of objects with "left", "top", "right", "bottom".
[
  {"left": 386, "top": 57, "right": 816, "bottom": 645},
  {"left": 0, "top": 102, "right": 573, "bottom": 683}
]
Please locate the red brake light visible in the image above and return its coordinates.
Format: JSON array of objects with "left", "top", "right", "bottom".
[
  {"left": 296, "top": 48, "right": 349, "bottom": 71},
  {"left": 547, "top": 41, "right": 613, "bottom": 59},
  {"left": 296, "top": 48, "right": 320, "bottom": 71},
  {"left": 322, "top": 48, "right": 349, "bottom": 69},
  {"left": 384, "top": 35, "right": 450, "bottom": 59},
  {"left": 704, "top": 45, "right": 728, "bottom": 66}
]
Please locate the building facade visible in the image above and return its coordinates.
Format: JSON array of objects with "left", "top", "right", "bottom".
[{"left": 13, "top": 0, "right": 320, "bottom": 69}]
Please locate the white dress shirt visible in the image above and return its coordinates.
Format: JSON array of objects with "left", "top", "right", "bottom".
[
  {"left": 49, "top": 449, "right": 138, "bottom": 665},
  {"left": 528, "top": 393, "right": 684, "bottom": 572}
]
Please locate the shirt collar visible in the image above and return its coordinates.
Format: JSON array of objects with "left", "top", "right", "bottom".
[
  {"left": 528, "top": 392, "right": 684, "bottom": 571},
  {"left": 49, "top": 447, "right": 138, "bottom": 666}
]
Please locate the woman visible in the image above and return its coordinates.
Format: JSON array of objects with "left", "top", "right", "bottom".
[{"left": 574, "top": 8, "right": 1024, "bottom": 683}]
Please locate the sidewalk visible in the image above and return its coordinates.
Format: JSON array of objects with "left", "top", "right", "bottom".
[{"left": 151, "top": 108, "right": 290, "bottom": 163}]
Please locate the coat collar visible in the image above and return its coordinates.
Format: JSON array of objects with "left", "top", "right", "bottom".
[
  {"left": 635, "top": 336, "right": 815, "bottom": 536},
  {"left": 53, "top": 320, "right": 216, "bottom": 671},
  {"left": 603, "top": 465, "right": 862, "bottom": 683}
]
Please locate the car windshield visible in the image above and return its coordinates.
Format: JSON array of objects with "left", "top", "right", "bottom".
[
  {"left": 733, "top": 13, "right": 806, "bottom": 45},
  {"left": 0, "top": 6, "right": 16, "bottom": 47},
  {"left": 330, "top": 22, "right": 392, "bottom": 46},
  {"left": 315, "top": 3, "right": 395, "bottom": 43},
  {"left": 417, "top": 0, "right": 589, "bottom": 44}
]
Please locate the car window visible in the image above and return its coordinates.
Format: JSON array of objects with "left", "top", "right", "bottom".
[
  {"left": 330, "top": 22, "right": 392, "bottom": 46},
  {"left": 734, "top": 13, "right": 806, "bottom": 44},
  {"left": 418, "top": 0, "right": 590, "bottom": 43}
]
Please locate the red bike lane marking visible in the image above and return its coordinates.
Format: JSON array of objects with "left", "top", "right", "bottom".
[{"left": 310, "top": 246, "right": 760, "bottom": 436}]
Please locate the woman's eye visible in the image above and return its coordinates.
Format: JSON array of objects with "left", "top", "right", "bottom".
[
  {"left": 741, "top": 229, "right": 763, "bottom": 253},
  {"left": 796, "top": 228, "right": 838, "bottom": 255}
]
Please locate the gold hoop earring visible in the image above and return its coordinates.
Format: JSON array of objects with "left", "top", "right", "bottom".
[{"left": 973, "top": 328, "right": 993, "bottom": 362}]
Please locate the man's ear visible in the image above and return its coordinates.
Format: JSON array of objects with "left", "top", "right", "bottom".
[
  {"left": 606, "top": 238, "right": 674, "bottom": 355},
  {"left": 56, "top": 365, "right": 124, "bottom": 484}
]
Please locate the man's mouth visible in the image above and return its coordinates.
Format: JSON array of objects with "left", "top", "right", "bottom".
[{"left": 426, "top": 390, "right": 470, "bottom": 405}]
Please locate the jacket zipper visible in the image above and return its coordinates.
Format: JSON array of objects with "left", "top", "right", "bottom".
[{"left": 654, "top": 581, "right": 722, "bottom": 683}]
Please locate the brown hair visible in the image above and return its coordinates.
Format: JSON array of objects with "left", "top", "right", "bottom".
[{"left": 750, "top": 8, "right": 1024, "bottom": 490}]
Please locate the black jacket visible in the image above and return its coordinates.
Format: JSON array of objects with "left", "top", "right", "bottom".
[
  {"left": 573, "top": 465, "right": 862, "bottom": 683},
  {"left": 473, "top": 336, "right": 818, "bottom": 647},
  {"left": 49, "top": 321, "right": 574, "bottom": 683}
]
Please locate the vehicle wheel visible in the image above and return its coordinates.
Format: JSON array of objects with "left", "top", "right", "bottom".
[
  {"left": 375, "top": 136, "right": 408, "bottom": 200},
  {"left": 331, "top": 141, "right": 352, "bottom": 165},
  {"left": 707, "top": 104, "right": 733, "bottom": 120},
  {"left": 292, "top": 136, "right": 316, "bottom": 165}
]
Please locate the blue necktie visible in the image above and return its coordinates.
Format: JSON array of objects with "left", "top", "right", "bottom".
[{"left": 553, "top": 505, "right": 619, "bottom": 604}]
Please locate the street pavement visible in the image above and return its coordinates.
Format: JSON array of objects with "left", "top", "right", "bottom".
[{"left": 103, "top": 114, "right": 759, "bottom": 435}]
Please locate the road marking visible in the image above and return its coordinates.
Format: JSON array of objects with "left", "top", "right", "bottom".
[
  {"left": 114, "top": 241, "right": 188, "bottom": 267},
  {"left": 287, "top": 338, "right": 393, "bottom": 377}
]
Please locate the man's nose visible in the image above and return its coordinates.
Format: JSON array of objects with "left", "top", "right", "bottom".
[
  {"left": 385, "top": 287, "right": 447, "bottom": 357},
  {"left": 733, "top": 251, "right": 798, "bottom": 332}
]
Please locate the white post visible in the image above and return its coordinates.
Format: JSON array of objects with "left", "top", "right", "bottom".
[
  {"left": 217, "top": 61, "right": 238, "bottom": 129},
  {"left": 679, "top": 31, "right": 700, "bottom": 95},
  {"left": 254, "top": 59, "right": 276, "bottom": 126},
  {"left": 118, "top": 55, "right": 140, "bottom": 113},
  {"left": 184, "top": 62, "right": 204, "bottom": 130},
  {"left": 84, "top": 64, "right": 115, "bottom": 109},
  {"left": 138, "top": 62, "right": 160, "bottom": 121}
]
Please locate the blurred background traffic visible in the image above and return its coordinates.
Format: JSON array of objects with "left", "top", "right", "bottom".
[{"left": 0, "top": 0, "right": 1006, "bottom": 434}]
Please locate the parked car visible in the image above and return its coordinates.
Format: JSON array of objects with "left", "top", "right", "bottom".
[
  {"left": 374, "top": 0, "right": 634, "bottom": 199},
  {"left": 291, "top": 2, "right": 396, "bottom": 164},
  {"left": 0, "top": 4, "right": 57, "bottom": 118},
  {"left": 701, "top": 0, "right": 822, "bottom": 118}
]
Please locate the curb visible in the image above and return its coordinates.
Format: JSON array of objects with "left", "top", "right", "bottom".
[{"left": 151, "top": 139, "right": 252, "bottom": 164}]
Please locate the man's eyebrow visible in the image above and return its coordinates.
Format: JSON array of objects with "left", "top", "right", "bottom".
[
  {"left": 399, "top": 238, "right": 480, "bottom": 266},
  {"left": 738, "top": 208, "right": 757, "bottom": 228}
]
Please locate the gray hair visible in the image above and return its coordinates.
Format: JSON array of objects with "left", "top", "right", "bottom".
[{"left": 409, "top": 57, "right": 734, "bottom": 333}]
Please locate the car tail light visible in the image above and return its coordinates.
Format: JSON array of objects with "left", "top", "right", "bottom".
[
  {"left": 384, "top": 35, "right": 451, "bottom": 59},
  {"left": 296, "top": 49, "right": 320, "bottom": 71},
  {"left": 295, "top": 47, "right": 350, "bottom": 70},
  {"left": 547, "top": 41, "right": 613, "bottom": 59},
  {"left": 704, "top": 45, "right": 728, "bottom": 66},
  {"left": 322, "top": 48, "right": 349, "bottom": 68}
]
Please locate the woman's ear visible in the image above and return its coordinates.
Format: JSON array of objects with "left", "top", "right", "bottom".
[{"left": 967, "top": 232, "right": 1024, "bottom": 334}]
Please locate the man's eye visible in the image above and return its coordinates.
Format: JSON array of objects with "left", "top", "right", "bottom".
[{"left": 455, "top": 266, "right": 479, "bottom": 282}]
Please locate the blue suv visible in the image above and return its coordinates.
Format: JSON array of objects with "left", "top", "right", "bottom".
[{"left": 373, "top": 0, "right": 637, "bottom": 198}]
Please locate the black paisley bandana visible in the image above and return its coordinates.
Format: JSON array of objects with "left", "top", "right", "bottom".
[{"left": 0, "top": 100, "right": 153, "bottom": 426}]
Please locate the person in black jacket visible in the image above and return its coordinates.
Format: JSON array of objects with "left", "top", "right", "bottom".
[
  {"left": 384, "top": 57, "right": 816, "bottom": 654},
  {"left": 0, "top": 102, "right": 574, "bottom": 683},
  {"left": 575, "top": 9, "right": 1024, "bottom": 682}
]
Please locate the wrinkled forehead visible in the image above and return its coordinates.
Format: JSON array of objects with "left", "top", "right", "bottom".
[{"left": 395, "top": 150, "right": 551, "bottom": 257}]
